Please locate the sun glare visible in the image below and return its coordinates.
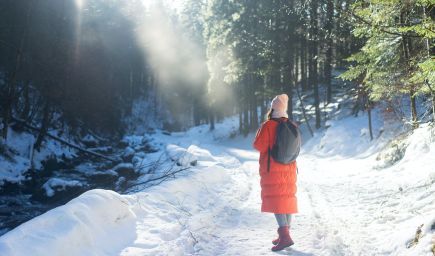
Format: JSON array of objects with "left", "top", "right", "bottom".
[
  {"left": 75, "top": 0, "right": 84, "bottom": 10},
  {"left": 142, "top": 0, "right": 185, "bottom": 11}
]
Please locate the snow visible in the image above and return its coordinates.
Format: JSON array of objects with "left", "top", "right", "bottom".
[
  {"left": 1, "top": 110, "right": 434, "bottom": 255},
  {"left": 0, "top": 128, "right": 76, "bottom": 185},
  {"left": 0, "top": 129, "right": 33, "bottom": 185},
  {"left": 81, "top": 134, "right": 98, "bottom": 146},
  {"left": 122, "top": 146, "right": 135, "bottom": 159},
  {"left": 165, "top": 144, "right": 198, "bottom": 167},
  {"left": 0, "top": 190, "right": 136, "bottom": 255},
  {"left": 42, "top": 178, "right": 84, "bottom": 197}
]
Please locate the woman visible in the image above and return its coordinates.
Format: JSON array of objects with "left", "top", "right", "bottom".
[{"left": 253, "top": 94, "right": 298, "bottom": 251}]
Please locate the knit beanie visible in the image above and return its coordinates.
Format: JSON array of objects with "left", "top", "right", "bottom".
[{"left": 271, "top": 94, "right": 289, "bottom": 118}]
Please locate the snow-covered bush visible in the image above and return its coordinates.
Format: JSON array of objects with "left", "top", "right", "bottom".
[{"left": 375, "top": 137, "right": 408, "bottom": 169}]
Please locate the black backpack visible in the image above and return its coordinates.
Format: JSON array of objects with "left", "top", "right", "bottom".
[{"left": 267, "top": 119, "right": 301, "bottom": 172}]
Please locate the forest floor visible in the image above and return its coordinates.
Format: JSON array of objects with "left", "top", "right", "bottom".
[{"left": 0, "top": 107, "right": 434, "bottom": 256}]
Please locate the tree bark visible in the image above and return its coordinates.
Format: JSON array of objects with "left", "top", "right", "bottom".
[
  {"left": 250, "top": 75, "right": 259, "bottom": 130},
  {"left": 209, "top": 105, "right": 215, "bottom": 131},
  {"left": 426, "top": 81, "right": 435, "bottom": 122},
  {"left": 300, "top": 35, "right": 308, "bottom": 91},
  {"left": 239, "top": 109, "right": 243, "bottom": 134},
  {"left": 309, "top": 0, "right": 321, "bottom": 129},
  {"left": 243, "top": 89, "right": 249, "bottom": 135},
  {"left": 400, "top": 11, "right": 418, "bottom": 128},
  {"left": 34, "top": 101, "right": 51, "bottom": 151},
  {"left": 325, "top": 0, "right": 334, "bottom": 104},
  {"left": 20, "top": 80, "right": 31, "bottom": 121},
  {"left": 410, "top": 89, "right": 418, "bottom": 127},
  {"left": 368, "top": 106, "right": 373, "bottom": 141}
]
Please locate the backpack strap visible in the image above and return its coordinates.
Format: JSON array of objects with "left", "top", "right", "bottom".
[
  {"left": 267, "top": 120, "right": 272, "bottom": 173},
  {"left": 267, "top": 118, "right": 284, "bottom": 173},
  {"left": 270, "top": 118, "right": 285, "bottom": 123}
]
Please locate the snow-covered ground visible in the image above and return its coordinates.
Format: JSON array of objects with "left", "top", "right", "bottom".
[
  {"left": 0, "top": 110, "right": 434, "bottom": 255},
  {"left": 0, "top": 127, "right": 77, "bottom": 185}
]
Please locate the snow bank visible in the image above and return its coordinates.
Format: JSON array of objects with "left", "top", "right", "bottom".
[
  {"left": 299, "top": 116, "right": 435, "bottom": 256},
  {"left": 0, "top": 189, "right": 137, "bottom": 256}
]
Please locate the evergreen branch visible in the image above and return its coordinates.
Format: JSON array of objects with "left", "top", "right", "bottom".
[
  {"left": 426, "top": 79, "right": 435, "bottom": 94},
  {"left": 349, "top": 11, "right": 424, "bottom": 38}
]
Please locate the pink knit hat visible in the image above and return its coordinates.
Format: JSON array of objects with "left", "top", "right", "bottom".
[{"left": 271, "top": 94, "right": 289, "bottom": 118}]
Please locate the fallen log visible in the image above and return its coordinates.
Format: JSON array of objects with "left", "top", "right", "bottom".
[{"left": 11, "top": 117, "right": 118, "bottom": 162}]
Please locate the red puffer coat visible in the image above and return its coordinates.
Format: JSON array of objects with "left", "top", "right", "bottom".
[{"left": 253, "top": 118, "right": 298, "bottom": 214}]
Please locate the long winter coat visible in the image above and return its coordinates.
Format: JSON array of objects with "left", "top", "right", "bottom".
[{"left": 253, "top": 118, "right": 298, "bottom": 214}]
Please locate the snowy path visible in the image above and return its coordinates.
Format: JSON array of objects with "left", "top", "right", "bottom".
[
  {"left": 116, "top": 135, "right": 434, "bottom": 256},
  {"left": 1, "top": 116, "right": 434, "bottom": 256}
]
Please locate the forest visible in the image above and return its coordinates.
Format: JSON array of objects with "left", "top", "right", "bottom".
[
  {"left": 0, "top": 0, "right": 435, "bottom": 246},
  {"left": 1, "top": 0, "right": 433, "bottom": 141},
  {"left": 0, "top": 0, "right": 434, "bottom": 252}
]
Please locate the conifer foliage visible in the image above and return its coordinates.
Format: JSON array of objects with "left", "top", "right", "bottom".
[
  {"left": 341, "top": 0, "right": 435, "bottom": 127},
  {"left": 0, "top": 0, "right": 433, "bottom": 147}
]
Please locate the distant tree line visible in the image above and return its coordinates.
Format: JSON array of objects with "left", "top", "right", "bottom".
[
  {"left": 201, "top": 0, "right": 361, "bottom": 133},
  {"left": 201, "top": 0, "right": 434, "bottom": 134},
  {"left": 0, "top": 0, "right": 153, "bottom": 147},
  {"left": 0, "top": 0, "right": 433, "bottom": 149}
]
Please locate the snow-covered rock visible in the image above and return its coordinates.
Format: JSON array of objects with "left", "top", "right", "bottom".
[
  {"left": 0, "top": 189, "right": 136, "bottom": 256},
  {"left": 121, "top": 146, "right": 135, "bottom": 162},
  {"left": 42, "top": 178, "right": 83, "bottom": 197},
  {"left": 81, "top": 134, "right": 98, "bottom": 147},
  {"left": 166, "top": 144, "right": 198, "bottom": 167},
  {"left": 113, "top": 163, "right": 137, "bottom": 179}
]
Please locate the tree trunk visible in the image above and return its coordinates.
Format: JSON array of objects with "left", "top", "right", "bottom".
[
  {"left": 209, "top": 106, "right": 215, "bottom": 131},
  {"left": 325, "top": 0, "right": 334, "bottom": 104},
  {"left": 294, "top": 47, "right": 299, "bottom": 89},
  {"left": 239, "top": 109, "right": 243, "bottom": 134},
  {"left": 400, "top": 11, "right": 418, "bottom": 128},
  {"left": 300, "top": 36, "right": 308, "bottom": 91},
  {"left": 250, "top": 75, "right": 259, "bottom": 130},
  {"left": 34, "top": 101, "right": 51, "bottom": 151},
  {"left": 410, "top": 89, "right": 418, "bottom": 127},
  {"left": 20, "top": 80, "right": 31, "bottom": 120},
  {"left": 251, "top": 95, "right": 258, "bottom": 130},
  {"left": 368, "top": 107, "right": 373, "bottom": 141},
  {"left": 426, "top": 81, "right": 435, "bottom": 122},
  {"left": 193, "top": 97, "right": 201, "bottom": 126},
  {"left": 284, "top": 56, "right": 294, "bottom": 121},
  {"left": 243, "top": 94, "right": 249, "bottom": 135},
  {"left": 309, "top": 0, "right": 321, "bottom": 129},
  {"left": 260, "top": 79, "right": 266, "bottom": 122}
]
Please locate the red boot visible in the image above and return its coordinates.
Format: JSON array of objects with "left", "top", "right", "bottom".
[
  {"left": 272, "top": 236, "right": 279, "bottom": 245},
  {"left": 272, "top": 228, "right": 279, "bottom": 245},
  {"left": 271, "top": 226, "right": 294, "bottom": 251}
]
